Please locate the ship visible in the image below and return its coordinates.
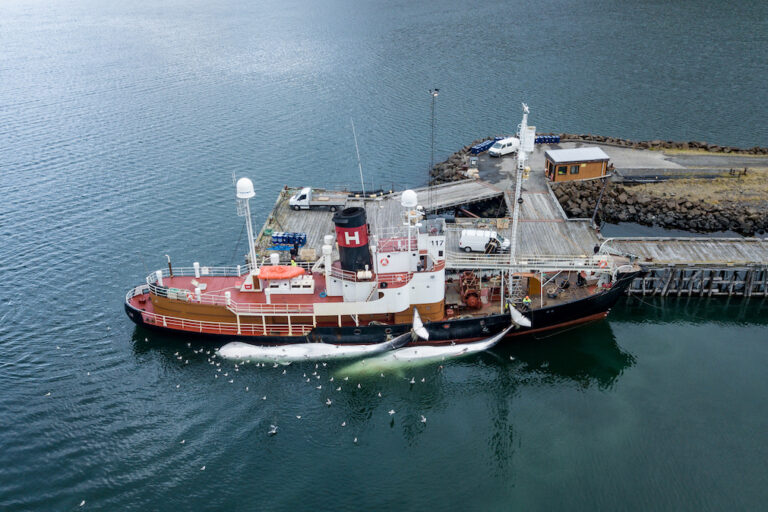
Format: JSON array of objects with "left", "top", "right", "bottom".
[{"left": 124, "top": 105, "right": 645, "bottom": 346}]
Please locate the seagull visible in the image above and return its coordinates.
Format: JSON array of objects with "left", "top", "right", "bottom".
[
  {"left": 187, "top": 343, "right": 191, "bottom": 347},
  {"left": 180, "top": 440, "right": 185, "bottom": 444},
  {"left": 354, "top": 437, "right": 358, "bottom": 443},
  {"left": 421, "top": 378, "right": 425, "bottom": 383},
  {"left": 326, "top": 398, "right": 332, "bottom": 406},
  {"left": 273, "top": 363, "right": 278, "bottom": 368},
  {"left": 357, "top": 383, "right": 361, "bottom": 389},
  {"left": 409, "top": 377, "right": 415, "bottom": 385},
  {"left": 201, "top": 466, "right": 206, "bottom": 471},
  {"left": 296, "top": 415, "right": 302, "bottom": 419},
  {"left": 223, "top": 373, "right": 228, "bottom": 377},
  {"left": 282, "top": 370, "right": 286, "bottom": 375},
  {"left": 420, "top": 415, "right": 427, "bottom": 423},
  {"left": 380, "top": 373, "right": 384, "bottom": 378},
  {"left": 329, "top": 377, "right": 334, "bottom": 382},
  {"left": 144, "top": 338, "right": 148, "bottom": 342},
  {"left": 322, "top": 362, "right": 327, "bottom": 367},
  {"left": 174, "top": 352, "right": 179, "bottom": 356},
  {"left": 79, "top": 500, "right": 86, "bottom": 507},
  {"left": 306, "top": 378, "right": 310, "bottom": 383},
  {"left": 341, "top": 421, "right": 346, "bottom": 427},
  {"left": 336, "top": 387, "right": 341, "bottom": 391},
  {"left": 343, "top": 377, "right": 349, "bottom": 381},
  {"left": 377, "top": 392, "right": 382, "bottom": 397},
  {"left": 388, "top": 409, "right": 396, "bottom": 415},
  {"left": 262, "top": 396, "right": 267, "bottom": 400},
  {"left": 176, "top": 384, "right": 180, "bottom": 389},
  {"left": 316, "top": 385, "right": 322, "bottom": 390},
  {"left": 245, "top": 386, "right": 249, "bottom": 391},
  {"left": 268, "top": 425, "right": 278, "bottom": 436},
  {"left": 228, "top": 380, "right": 233, "bottom": 383}
]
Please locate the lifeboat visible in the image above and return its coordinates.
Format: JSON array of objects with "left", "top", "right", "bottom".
[{"left": 257, "top": 265, "right": 305, "bottom": 280}]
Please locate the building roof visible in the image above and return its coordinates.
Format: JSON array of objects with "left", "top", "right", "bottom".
[{"left": 545, "top": 147, "right": 610, "bottom": 164}]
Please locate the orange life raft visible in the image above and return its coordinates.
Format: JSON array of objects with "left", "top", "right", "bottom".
[{"left": 257, "top": 265, "right": 306, "bottom": 280}]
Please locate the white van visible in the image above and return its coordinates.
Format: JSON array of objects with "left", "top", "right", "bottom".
[
  {"left": 458, "top": 229, "right": 511, "bottom": 253},
  {"left": 488, "top": 137, "right": 520, "bottom": 157}
]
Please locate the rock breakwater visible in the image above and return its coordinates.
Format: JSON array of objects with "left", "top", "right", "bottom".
[{"left": 551, "top": 179, "right": 768, "bottom": 236}]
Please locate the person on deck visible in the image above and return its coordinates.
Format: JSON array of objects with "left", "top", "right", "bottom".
[{"left": 522, "top": 295, "right": 532, "bottom": 310}]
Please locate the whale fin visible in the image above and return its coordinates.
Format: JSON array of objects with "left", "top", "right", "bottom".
[
  {"left": 413, "top": 308, "right": 429, "bottom": 340},
  {"left": 509, "top": 305, "right": 531, "bottom": 328}
]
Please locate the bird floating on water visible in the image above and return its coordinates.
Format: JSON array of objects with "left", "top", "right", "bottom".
[
  {"left": 79, "top": 500, "right": 86, "bottom": 507},
  {"left": 268, "top": 425, "right": 278, "bottom": 436},
  {"left": 341, "top": 421, "right": 346, "bottom": 427},
  {"left": 200, "top": 465, "right": 206, "bottom": 471},
  {"left": 388, "top": 409, "right": 395, "bottom": 415},
  {"left": 326, "top": 398, "right": 332, "bottom": 406},
  {"left": 180, "top": 440, "right": 185, "bottom": 444},
  {"left": 420, "top": 415, "right": 427, "bottom": 423}
]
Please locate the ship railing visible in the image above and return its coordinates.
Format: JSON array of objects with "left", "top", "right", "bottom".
[
  {"left": 125, "top": 284, "right": 150, "bottom": 302},
  {"left": 145, "top": 282, "right": 315, "bottom": 315},
  {"left": 330, "top": 266, "right": 413, "bottom": 286},
  {"left": 139, "top": 310, "right": 313, "bottom": 336},
  {"left": 145, "top": 265, "right": 252, "bottom": 285},
  {"left": 445, "top": 251, "right": 616, "bottom": 272}
]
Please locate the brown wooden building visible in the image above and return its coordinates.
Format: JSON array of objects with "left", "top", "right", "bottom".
[{"left": 545, "top": 147, "right": 610, "bottom": 182}]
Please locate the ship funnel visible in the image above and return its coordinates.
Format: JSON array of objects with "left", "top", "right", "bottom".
[{"left": 332, "top": 207, "right": 371, "bottom": 272}]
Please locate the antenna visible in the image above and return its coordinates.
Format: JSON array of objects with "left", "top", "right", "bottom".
[{"left": 351, "top": 119, "right": 366, "bottom": 198}]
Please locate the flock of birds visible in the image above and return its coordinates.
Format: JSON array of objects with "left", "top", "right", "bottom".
[{"left": 141, "top": 338, "right": 437, "bottom": 474}]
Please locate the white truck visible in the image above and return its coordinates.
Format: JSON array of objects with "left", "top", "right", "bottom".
[
  {"left": 289, "top": 187, "right": 348, "bottom": 211},
  {"left": 459, "top": 229, "right": 511, "bottom": 253},
  {"left": 488, "top": 136, "right": 520, "bottom": 157}
]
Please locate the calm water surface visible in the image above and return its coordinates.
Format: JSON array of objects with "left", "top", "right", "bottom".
[{"left": 1, "top": 0, "right": 767, "bottom": 510}]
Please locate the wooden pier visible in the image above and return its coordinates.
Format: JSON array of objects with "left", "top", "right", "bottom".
[{"left": 256, "top": 169, "right": 768, "bottom": 297}]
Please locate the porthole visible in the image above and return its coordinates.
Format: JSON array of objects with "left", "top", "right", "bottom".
[
  {"left": 384, "top": 328, "right": 392, "bottom": 334},
  {"left": 354, "top": 328, "right": 362, "bottom": 335}
]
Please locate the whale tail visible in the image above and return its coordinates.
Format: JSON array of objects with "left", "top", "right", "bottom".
[
  {"left": 412, "top": 308, "right": 429, "bottom": 340},
  {"left": 508, "top": 303, "right": 532, "bottom": 328}
]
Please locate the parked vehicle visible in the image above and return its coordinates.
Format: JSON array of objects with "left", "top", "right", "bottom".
[
  {"left": 459, "top": 229, "right": 511, "bottom": 253},
  {"left": 488, "top": 137, "right": 520, "bottom": 157},
  {"left": 289, "top": 187, "right": 347, "bottom": 211}
]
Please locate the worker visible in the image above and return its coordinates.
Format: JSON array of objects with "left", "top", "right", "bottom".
[
  {"left": 577, "top": 271, "right": 587, "bottom": 287},
  {"left": 522, "top": 295, "right": 532, "bottom": 310},
  {"left": 290, "top": 258, "right": 297, "bottom": 267}
]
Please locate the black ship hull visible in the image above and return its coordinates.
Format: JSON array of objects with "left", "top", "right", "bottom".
[{"left": 125, "top": 271, "right": 643, "bottom": 346}]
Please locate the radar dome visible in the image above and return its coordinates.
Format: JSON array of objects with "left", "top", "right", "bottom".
[
  {"left": 401, "top": 189, "right": 418, "bottom": 208},
  {"left": 236, "top": 177, "right": 255, "bottom": 199}
]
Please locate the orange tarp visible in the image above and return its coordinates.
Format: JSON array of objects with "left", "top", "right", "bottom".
[{"left": 257, "top": 265, "right": 305, "bottom": 280}]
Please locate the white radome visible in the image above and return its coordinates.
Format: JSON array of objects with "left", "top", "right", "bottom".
[
  {"left": 400, "top": 189, "right": 418, "bottom": 208},
  {"left": 236, "top": 177, "right": 255, "bottom": 199}
]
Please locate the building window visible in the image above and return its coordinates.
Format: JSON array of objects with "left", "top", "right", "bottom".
[
  {"left": 557, "top": 166, "right": 567, "bottom": 175},
  {"left": 570, "top": 165, "right": 580, "bottom": 174}
]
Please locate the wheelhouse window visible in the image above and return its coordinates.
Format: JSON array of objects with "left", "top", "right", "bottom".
[
  {"left": 570, "top": 165, "right": 580, "bottom": 174},
  {"left": 557, "top": 166, "right": 567, "bottom": 175}
]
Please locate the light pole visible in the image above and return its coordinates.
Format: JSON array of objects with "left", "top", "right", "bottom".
[{"left": 429, "top": 88, "right": 439, "bottom": 172}]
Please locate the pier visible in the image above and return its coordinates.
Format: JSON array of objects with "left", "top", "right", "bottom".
[{"left": 255, "top": 142, "right": 768, "bottom": 298}]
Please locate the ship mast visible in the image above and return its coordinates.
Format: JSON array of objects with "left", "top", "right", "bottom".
[
  {"left": 236, "top": 177, "right": 259, "bottom": 274},
  {"left": 509, "top": 103, "right": 532, "bottom": 265}
]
